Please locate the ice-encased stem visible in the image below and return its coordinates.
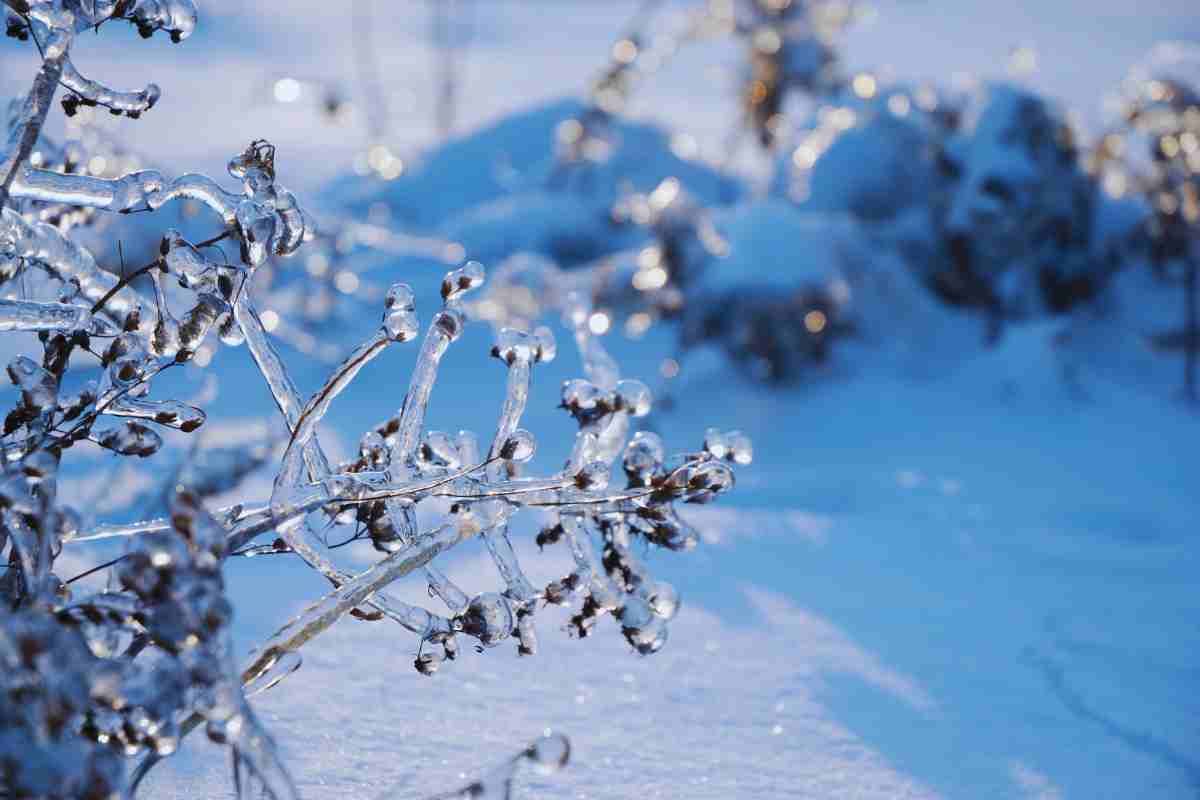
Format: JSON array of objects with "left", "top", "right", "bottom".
[
  {"left": 565, "top": 293, "right": 619, "bottom": 390},
  {"left": 233, "top": 292, "right": 331, "bottom": 481},
  {"left": 389, "top": 309, "right": 460, "bottom": 463},
  {"left": 0, "top": 298, "right": 118, "bottom": 336},
  {"left": 482, "top": 354, "right": 536, "bottom": 601},
  {"left": 60, "top": 60, "right": 160, "bottom": 116},
  {"left": 1, "top": 208, "right": 141, "bottom": 318},
  {"left": 273, "top": 330, "right": 389, "bottom": 492},
  {"left": 0, "top": 37, "right": 65, "bottom": 211},
  {"left": 559, "top": 514, "right": 621, "bottom": 610},
  {"left": 239, "top": 523, "right": 464, "bottom": 683},
  {"left": 424, "top": 564, "right": 469, "bottom": 613}
]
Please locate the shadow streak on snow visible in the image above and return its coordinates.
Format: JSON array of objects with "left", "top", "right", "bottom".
[{"left": 1023, "top": 649, "right": 1200, "bottom": 792}]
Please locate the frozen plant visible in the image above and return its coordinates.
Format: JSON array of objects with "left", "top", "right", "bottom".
[
  {"left": 0, "top": 3, "right": 754, "bottom": 799},
  {"left": 1092, "top": 44, "right": 1200, "bottom": 399},
  {"left": 414, "top": 731, "right": 570, "bottom": 800},
  {"left": 0, "top": 3, "right": 311, "bottom": 796},
  {"left": 716, "top": 0, "right": 861, "bottom": 150}
]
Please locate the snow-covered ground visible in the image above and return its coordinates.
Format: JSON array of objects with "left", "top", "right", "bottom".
[{"left": 5, "top": 2, "right": 1198, "bottom": 798}]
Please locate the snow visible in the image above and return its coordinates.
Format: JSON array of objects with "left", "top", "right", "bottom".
[{"left": 6, "top": 1, "right": 1199, "bottom": 798}]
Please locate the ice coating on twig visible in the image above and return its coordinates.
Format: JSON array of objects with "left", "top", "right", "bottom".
[
  {"left": 0, "top": 297, "right": 119, "bottom": 335},
  {"left": 1, "top": 207, "right": 141, "bottom": 319},
  {"left": 416, "top": 731, "right": 571, "bottom": 800}
]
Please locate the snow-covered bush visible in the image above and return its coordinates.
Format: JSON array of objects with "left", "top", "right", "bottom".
[{"left": 0, "top": 3, "right": 753, "bottom": 797}]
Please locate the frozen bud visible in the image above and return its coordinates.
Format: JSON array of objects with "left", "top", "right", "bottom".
[
  {"left": 536, "top": 522, "right": 564, "bottom": 550},
  {"left": 58, "top": 381, "right": 97, "bottom": 422},
  {"left": 382, "top": 308, "right": 419, "bottom": 342},
  {"left": 516, "top": 613, "right": 538, "bottom": 656},
  {"left": 526, "top": 733, "right": 571, "bottom": 774},
  {"left": 418, "top": 430, "right": 461, "bottom": 468},
  {"left": 647, "top": 580, "right": 680, "bottom": 620},
  {"left": 205, "top": 713, "right": 246, "bottom": 745},
  {"left": 533, "top": 325, "right": 557, "bottom": 363},
  {"left": 703, "top": 428, "right": 729, "bottom": 460},
  {"left": 163, "top": 230, "right": 215, "bottom": 292},
  {"left": 8, "top": 355, "right": 57, "bottom": 411},
  {"left": 130, "top": 0, "right": 198, "bottom": 42},
  {"left": 178, "top": 294, "right": 228, "bottom": 352},
  {"left": 724, "top": 430, "right": 753, "bottom": 464},
  {"left": 360, "top": 431, "right": 387, "bottom": 464},
  {"left": 615, "top": 379, "right": 652, "bottom": 416},
  {"left": 499, "top": 429, "right": 536, "bottom": 462},
  {"left": 458, "top": 592, "right": 516, "bottom": 646},
  {"left": 384, "top": 283, "right": 416, "bottom": 311},
  {"left": 649, "top": 511, "right": 699, "bottom": 551},
  {"left": 574, "top": 461, "right": 611, "bottom": 491},
  {"left": 369, "top": 513, "right": 406, "bottom": 553},
  {"left": 414, "top": 650, "right": 443, "bottom": 676},
  {"left": 660, "top": 462, "right": 692, "bottom": 496},
  {"left": 441, "top": 261, "right": 486, "bottom": 302},
  {"left": 271, "top": 190, "right": 306, "bottom": 256},
  {"left": 217, "top": 312, "right": 244, "bottom": 346},
  {"left": 491, "top": 328, "right": 537, "bottom": 365},
  {"left": 623, "top": 431, "right": 664, "bottom": 485},
  {"left": 431, "top": 307, "right": 466, "bottom": 342},
  {"left": 151, "top": 310, "right": 181, "bottom": 358},
  {"left": 685, "top": 460, "right": 735, "bottom": 502},
  {"left": 236, "top": 201, "right": 276, "bottom": 267},
  {"left": 542, "top": 575, "right": 575, "bottom": 605},
  {"left": 93, "top": 421, "right": 162, "bottom": 457},
  {"left": 705, "top": 428, "right": 752, "bottom": 464},
  {"left": 20, "top": 449, "right": 57, "bottom": 482},
  {"left": 618, "top": 596, "right": 654, "bottom": 630},
  {"left": 623, "top": 616, "right": 669, "bottom": 655},
  {"left": 561, "top": 379, "right": 604, "bottom": 415}
]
